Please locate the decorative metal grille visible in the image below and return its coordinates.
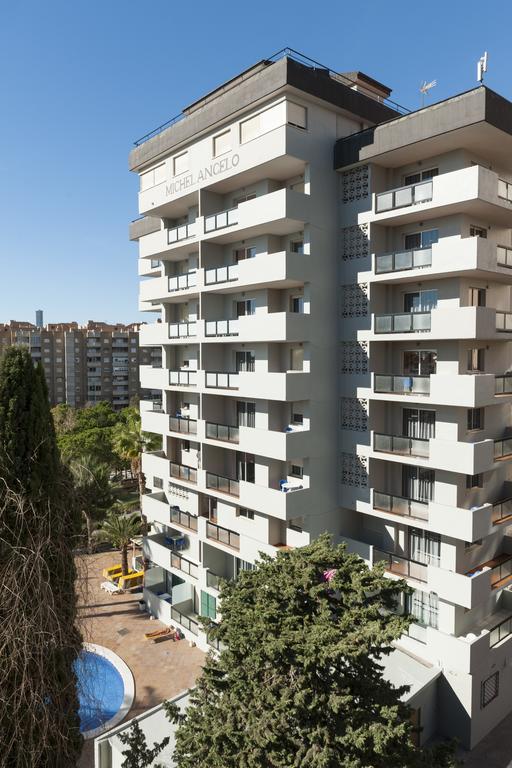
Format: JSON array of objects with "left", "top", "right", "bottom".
[
  {"left": 341, "top": 165, "right": 369, "bottom": 203},
  {"left": 341, "top": 223, "right": 369, "bottom": 261},
  {"left": 340, "top": 398, "right": 368, "bottom": 432},
  {"left": 341, "top": 452, "right": 368, "bottom": 487},
  {"left": 341, "top": 283, "right": 369, "bottom": 317},
  {"left": 340, "top": 341, "right": 369, "bottom": 374}
]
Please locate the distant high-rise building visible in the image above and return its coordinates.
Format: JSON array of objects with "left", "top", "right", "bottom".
[
  {"left": 35, "top": 309, "right": 43, "bottom": 328},
  {"left": 0, "top": 320, "right": 159, "bottom": 409}
]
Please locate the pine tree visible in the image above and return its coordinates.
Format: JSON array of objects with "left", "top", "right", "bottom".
[
  {"left": 0, "top": 348, "right": 83, "bottom": 767},
  {"left": 165, "top": 535, "right": 458, "bottom": 768},
  {"left": 119, "top": 719, "right": 169, "bottom": 768}
]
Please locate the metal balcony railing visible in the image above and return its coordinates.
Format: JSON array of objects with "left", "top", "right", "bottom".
[
  {"left": 375, "top": 246, "right": 432, "bottom": 274},
  {"left": 169, "top": 321, "right": 197, "bottom": 339},
  {"left": 373, "top": 549, "right": 428, "bottom": 582},
  {"left": 206, "top": 472, "right": 240, "bottom": 497},
  {"left": 498, "top": 178, "right": 512, "bottom": 203},
  {"left": 492, "top": 497, "right": 512, "bottom": 525},
  {"left": 205, "top": 319, "right": 239, "bottom": 337},
  {"left": 373, "top": 491, "right": 429, "bottom": 521},
  {"left": 495, "top": 374, "right": 512, "bottom": 395},
  {"left": 169, "top": 272, "right": 197, "bottom": 292},
  {"left": 374, "top": 374, "right": 430, "bottom": 396},
  {"left": 167, "top": 222, "right": 196, "bottom": 244},
  {"left": 204, "top": 207, "right": 239, "bottom": 233},
  {"left": 169, "top": 416, "right": 197, "bottom": 435},
  {"left": 376, "top": 180, "right": 433, "bottom": 213},
  {"left": 170, "top": 552, "right": 198, "bottom": 579},
  {"left": 205, "top": 371, "right": 239, "bottom": 389},
  {"left": 375, "top": 312, "right": 431, "bottom": 334},
  {"left": 169, "top": 370, "right": 197, "bottom": 387},
  {"left": 170, "top": 606, "right": 198, "bottom": 635},
  {"left": 496, "top": 312, "right": 512, "bottom": 332},
  {"left": 374, "top": 433, "right": 430, "bottom": 458},
  {"left": 494, "top": 437, "right": 512, "bottom": 461},
  {"left": 205, "top": 422, "right": 240, "bottom": 443},
  {"left": 206, "top": 520, "right": 240, "bottom": 549},
  {"left": 170, "top": 506, "right": 198, "bottom": 531},
  {"left": 490, "top": 555, "right": 512, "bottom": 588},
  {"left": 205, "top": 264, "right": 239, "bottom": 285},
  {"left": 490, "top": 614, "right": 512, "bottom": 647},
  {"left": 497, "top": 245, "right": 512, "bottom": 269},
  {"left": 170, "top": 462, "right": 197, "bottom": 484}
]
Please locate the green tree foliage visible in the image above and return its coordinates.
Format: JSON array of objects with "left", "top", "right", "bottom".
[
  {"left": 119, "top": 719, "right": 169, "bottom": 768},
  {"left": 95, "top": 506, "right": 141, "bottom": 575},
  {"left": 112, "top": 406, "right": 160, "bottom": 498},
  {"left": 51, "top": 403, "right": 77, "bottom": 435},
  {"left": 0, "top": 348, "right": 82, "bottom": 766},
  {"left": 165, "top": 536, "right": 458, "bottom": 768},
  {"left": 69, "top": 457, "right": 113, "bottom": 553},
  {"left": 57, "top": 401, "right": 122, "bottom": 468}
]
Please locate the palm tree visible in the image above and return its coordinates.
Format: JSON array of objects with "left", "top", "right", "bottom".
[
  {"left": 69, "top": 456, "right": 112, "bottom": 553},
  {"left": 95, "top": 507, "right": 141, "bottom": 576}
]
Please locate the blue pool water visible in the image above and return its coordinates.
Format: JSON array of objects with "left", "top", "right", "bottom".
[{"left": 74, "top": 651, "right": 124, "bottom": 733}]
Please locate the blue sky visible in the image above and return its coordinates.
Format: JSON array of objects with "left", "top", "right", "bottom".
[{"left": 1, "top": 0, "right": 511, "bottom": 324}]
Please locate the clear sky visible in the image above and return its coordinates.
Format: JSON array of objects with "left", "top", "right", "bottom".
[{"left": 1, "top": 0, "right": 511, "bottom": 325}]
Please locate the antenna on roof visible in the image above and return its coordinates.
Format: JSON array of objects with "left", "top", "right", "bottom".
[
  {"left": 419, "top": 80, "right": 437, "bottom": 108},
  {"left": 477, "top": 51, "right": 488, "bottom": 83}
]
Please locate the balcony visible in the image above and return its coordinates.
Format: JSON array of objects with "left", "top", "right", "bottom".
[
  {"left": 206, "top": 570, "right": 223, "bottom": 591},
  {"left": 143, "top": 531, "right": 190, "bottom": 571},
  {"left": 204, "top": 371, "right": 239, "bottom": 390},
  {"left": 494, "top": 436, "right": 512, "bottom": 461},
  {"left": 492, "top": 497, "right": 512, "bottom": 525},
  {"left": 373, "top": 490, "right": 429, "bottom": 522},
  {"left": 373, "top": 374, "right": 430, "bottom": 396},
  {"left": 373, "top": 549, "right": 428, "bottom": 583},
  {"left": 374, "top": 312, "right": 431, "bottom": 334},
  {"left": 170, "top": 505, "right": 198, "bottom": 532},
  {"left": 138, "top": 222, "right": 199, "bottom": 261},
  {"left": 204, "top": 264, "right": 239, "bottom": 286},
  {"left": 373, "top": 433, "right": 429, "bottom": 459},
  {"left": 139, "top": 323, "right": 168, "bottom": 347},
  {"left": 169, "top": 416, "right": 197, "bottom": 436},
  {"left": 206, "top": 521, "right": 240, "bottom": 550},
  {"left": 141, "top": 491, "right": 172, "bottom": 525},
  {"left": 205, "top": 421, "right": 239, "bottom": 443},
  {"left": 169, "top": 321, "right": 197, "bottom": 340},
  {"left": 167, "top": 221, "right": 197, "bottom": 244},
  {"left": 496, "top": 311, "right": 512, "bottom": 333},
  {"left": 204, "top": 319, "right": 239, "bottom": 338},
  {"left": 139, "top": 364, "right": 165, "bottom": 390},
  {"left": 141, "top": 451, "right": 169, "bottom": 481},
  {"left": 467, "top": 553, "right": 512, "bottom": 591},
  {"left": 203, "top": 370, "right": 310, "bottom": 401},
  {"left": 169, "top": 462, "right": 197, "bottom": 484},
  {"left": 375, "top": 245, "right": 432, "bottom": 275},
  {"left": 169, "top": 370, "right": 197, "bottom": 388},
  {"left": 376, "top": 179, "right": 433, "bottom": 214},
  {"left": 168, "top": 271, "right": 198, "bottom": 293},
  {"left": 140, "top": 406, "right": 168, "bottom": 434},
  {"left": 204, "top": 207, "right": 239, "bottom": 233},
  {"left": 203, "top": 250, "right": 308, "bottom": 293},
  {"left": 205, "top": 472, "right": 239, "bottom": 497},
  {"left": 490, "top": 614, "right": 512, "bottom": 647},
  {"left": 495, "top": 374, "right": 512, "bottom": 395},
  {"left": 170, "top": 551, "right": 198, "bottom": 579}
]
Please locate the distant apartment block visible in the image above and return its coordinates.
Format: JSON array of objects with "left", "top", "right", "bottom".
[{"left": 0, "top": 319, "right": 159, "bottom": 409}]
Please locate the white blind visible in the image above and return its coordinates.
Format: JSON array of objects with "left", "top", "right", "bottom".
[
  {"left": 213, "top": 130, "right": 231, "bottom": 156},
  {"left": 287, "top": 102, "right": 307, "bottom": 129}
]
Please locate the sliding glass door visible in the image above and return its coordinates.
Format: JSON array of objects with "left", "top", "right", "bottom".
[
  {"left": 402, "top": 465, "right": 434, "bottom": 502},
  {"left": 402, "top": 408, "right": 435, "bottom": 439}
]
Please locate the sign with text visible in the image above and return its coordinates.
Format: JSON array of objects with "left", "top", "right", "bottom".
[{"left": 166, "top": 154, "right": 240, "bottom": 197}]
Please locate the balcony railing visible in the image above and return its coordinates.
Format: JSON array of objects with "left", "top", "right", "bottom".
[
  {"left": 494, "top": 437, "right": 512, "bottom": 461},
  {"left": 169, "top": 321, "right": 197, "bottom": 339},
  {"left": 495, "top": 374, "right": 512, "bottom": 395},
  {"left": 169, "top": 416, "right": 197, "bottom": 435},
  {"left": 167, "top": 222, "right": 196, "bottom": 244},
  {"left": 375, "top": 180, "right": 433, "bottom": 213},
  {"left": 204, "top": 207, "right": 239, "bottom": 233},
  {"left": 170, "top": 552, "right": 198, "bottom": 579},
  {"left": 498, "top": 178, "right": 512, "bottom": 202},
  {"left": 169, "top": 370, "right": 197, "bottom": 387},
  {"left": 373, "top": 549, "right": 428, "bottom": 582},
  {"left": 375, "top": 246, "right": 432, "bottom": 275},
  {"left": 490, "top": 555, "right": 512, "bottom": 589},
  {"left": 497, "top": 245, "right": 512, "bottom": 269},
  {"left": 373, "top": 491, "right": 429, "bottom": 521},
  {"left": 375, "top": 312, "right": 431, "bottom": 334},
  {"left": 496, "top": 312, "right": 512, "bottom": 332},
  {"left": 169, "top": 272, "right": 197, "bottom": 292},
  {"left": 205, "top": 422, "right": 239, "bottom": 443},
  {"left": 492, "top": 497, "right": 512, "bottom": 525},
  {"left": 374, "top": 433, "right": 430, "bottom": 458},
  {"left": 490, "top": 614, "right": 512, "bottom": 647},
  {"left": 205, "top": 371, "right": 239, "bottom": 389},
  {"left": 170, "top": 606, "right": 198, "bottom": 636},
  {"left": 206, "top": 472, "right": 240, "bottom": 497},
  {"left": 205, "top": 264, "right": 239, "bottom": 285},
  {"left": 206, "top": 570, "right": 222, "bottom": 590},
  {"left": 170, "top": 506, "right": 198, "bottom": 531},
  {"left": 206, "top": 521, "right": 240, "bottom": 549},
  {"left": 205, "top": 319, "right": 239, "bottom": 337},
  {"left": 374, "top": 374, "right": 430, "bottom": 396},
  {"left": 170, "top": 462, "right": 197, "bottom": 484}
]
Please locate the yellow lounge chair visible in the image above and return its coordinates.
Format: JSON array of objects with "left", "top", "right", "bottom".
[
  {"left": 144, "top": 627, "right": 176, "bottom": 643},
  {"left": 118, "top": 570, "right": 144, "bottom": 590},
  {"left": 102, "top": 564, "right": 123, "bottom": 579}
]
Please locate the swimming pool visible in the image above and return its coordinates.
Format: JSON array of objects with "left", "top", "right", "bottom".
[{"left": 74, "top": 644, "right": 135, "bottom": 739}]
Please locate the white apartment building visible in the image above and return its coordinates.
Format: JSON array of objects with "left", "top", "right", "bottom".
[{"left": 129, "top": 51, "right": 512, "bottom": 750}]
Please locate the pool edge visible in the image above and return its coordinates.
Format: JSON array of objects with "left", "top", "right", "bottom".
[{"left": 81, "top": 643, "right": 135, "bottom": 741}]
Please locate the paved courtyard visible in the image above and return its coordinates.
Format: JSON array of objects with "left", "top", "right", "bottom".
[
  {"left": 457, "top": 714, "right": 512, "bottom": 768},
  {"left": 77, "top": 550, "right": 204, "bottom": 768}
]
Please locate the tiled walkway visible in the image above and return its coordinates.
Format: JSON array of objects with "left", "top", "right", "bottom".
[{"left": 77, "top": 550, "right": 204, "bottom": 768}]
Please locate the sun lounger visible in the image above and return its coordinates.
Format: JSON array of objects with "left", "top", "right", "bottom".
[
  {"left": 118, "top": 570, "right": 144, "bottom": 590},
  {"left": 101, "top": 580, "right": 121, "bottom": 594},
  {"left": 102, "top": 564, "right": 123, "bottom": 579},
  {"left": 144, "top": 627, "right": 177, "bottom": 643}
]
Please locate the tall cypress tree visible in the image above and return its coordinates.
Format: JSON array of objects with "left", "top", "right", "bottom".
[{"left": 0, "top": 348, "right": 83, "bottom": 767}]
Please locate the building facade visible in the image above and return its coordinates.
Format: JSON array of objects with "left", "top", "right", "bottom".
[
  {"left": 0, "top": 319, "right": 151, "bottom": 409},
  {"left": 130, "top": 53, "right": 512, "bottom": 748}
]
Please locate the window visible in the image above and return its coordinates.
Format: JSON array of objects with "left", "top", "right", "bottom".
[
  {"left": 208, "top": 498, "right": 217, "bottom": 522},
  {"left": 404, "top": 229, "right": 439, "bottom": 250},
  {"left": 470, "top": 225, "right": 487, "bottom": 239},
  {"left": 235, "top": 351, "right": 255, "bottom": 372},
  {"left": 213, "top": 131, "right": 231, "bottom": 157},
  {"left": 404, "top": 168, "right": 438, "bottom": 185},
  {"left": 467, "top": 348, "right": 485, "bottom": 372},
  {"left": 405, "top": 590, "right": 438, "bottom": 629},
  {"left": 409, "top": 528, "right": 440, "bottom": 566},
  {"left": 235, "top": 558, "right": 255, "bottom": 575},
  {"left": 403, "top": 350, "right": 437, "bottom": 375},
  {"left": 404, "top": 289, "right": 438, "bottom": 313},
  {"left": 402, "top": 408, "right": 435, "bottom": 439},
  {"left": 237, "top": 507, "right": 254, "bottom": 520},
  {"left": 290, "top": 347, "right": 304, "bottom": 371},
  {"left": 292, "top": 412, "right": 304, "bottom": 425},
  {"left": 200, "top": 590, "right": 217, "bottom": 620},
  {"left": 290, "top": 240, "right": 304, "bottom": 254},
  {"left": 467, "top": 408, "right": 484, "bottom": 431},
  {"left": 291, "top": 464, "right": 303, "bottom": 478},
  {"left": 237, "top": 401, "right": 255, "bottom": 427},
  {"left": 153, "top": 477, "right": 163, "bottom": 489},
  {"left": 233, "top": 192, "right": 256, "bottom": 205},
  {"left": 239, "top": 102, "right": 285, "bottom": 144},
  {"left": 140, "top": 163, "right": 166, "bottom": 190},
  {"left": 173, "top": 153, "right": 188, "bottom": 176},
  {"left": 469, "top": 287, "right": 486, "bottom": 307},
  {"left": 236, "top": 452, "right": 255, "bottom": 483},
  {"left": 182, "top": 440, "right": 190, "bottom": 451},
  {"left": 481, "top": 672, "right": 499, "bottom": 708},
  {"left": 287, "top": 102, "right": 307, "bottom": 129},
  {"left": 467, "top": 473, "right": 483, "bottom": 489},
  {"left": 236, "top": 299, "right": 256, "bottom": 317},
  {"left": 234, "top": 246, "right": 256, "bottom": 261},
  {"left": 291, "top": 295, "right": 304, "bottom": 313}
]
